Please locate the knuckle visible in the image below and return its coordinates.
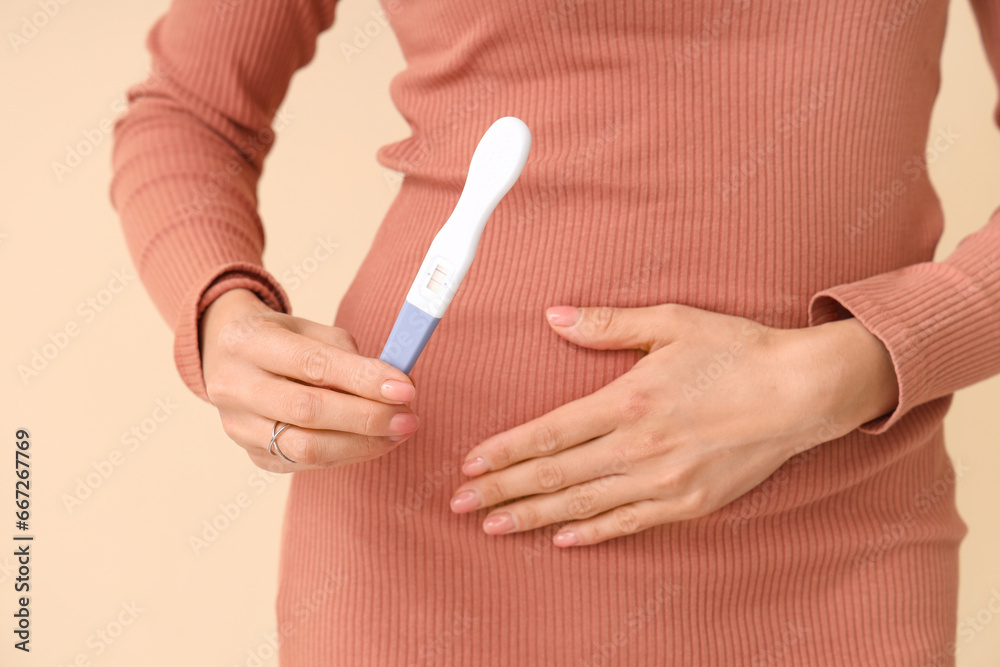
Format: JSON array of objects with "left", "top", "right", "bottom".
[
  {"left": 360, "top": 403, "right": 381, "bottom": 436},
  {"left": 484, "top": 477, "right": 510, "bottom": 503},
  {"left": 608, "top": 448, "right": 634, "bottom": 475},
  {"left": 591, "top": 306, "right": 617, "bottom": 334},
  {"left": 285, "top": 390, "right": 321, "bottom": 426},
  {"left": 340, "top": 358, "right": 369, "bottom": 394},
  {"left": 533, "top": 422, "right": 562, "bottom": 454},
  {"left": 679, "top": 489, "right": 710, "bottom": 519},
  {"left": 513, "top": 503, "right": 540, "bottom": 529},
  {"left": 653, "top": 467, "right": 683, "bottom": 494},
  {"left": 534, "top": 459, "right": 565, "bottom": 490},
  {"left": 218, "top": 411, "right": 240, "bottom": 438},
  {"left": 296, "top": 348, "right": 329, "bottom": 385},
  {"left": 204, "top": 375, "right": 229, "bottom": 404},
  {"left": 620, "top": 386, "right": 652, "bottom": 421},
  {"left": 356, "top": 357, "right": 382, "bottom": 387},
  {"left": 616, "top": 432, "right": 661, "bottom": 464},
  {"left": 568, "top": 485, "right": 599, "bottom": 518},
  {"left": 613, "top": 506, "right": 643, "bottom": 535},
  {"left": 493, "top": 439, "right": 517, "bottom": 468},
  {"left": 283, "top": 431, "right": 318, "bottom": 465}
]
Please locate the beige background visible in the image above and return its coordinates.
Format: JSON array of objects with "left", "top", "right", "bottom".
[{"left": 1, "top": 0, "right": 999, "bottom": 664}]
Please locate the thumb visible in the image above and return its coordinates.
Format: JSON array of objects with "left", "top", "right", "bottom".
[{"left": 544, "top": 305, "right": 678, "bottom": 352}]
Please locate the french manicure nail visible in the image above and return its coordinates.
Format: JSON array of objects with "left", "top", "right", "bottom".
[
  {"left": 462, "top": 457, "right": 489, "bottom": 476},
  {"left": 483, "top": 513, "right": 515, "bottom": 534},
  {"left": 381, "top": 380, "right": 415, "bottom": 402},
  {"left": 450, "top": 489, "right": 481, "bottom": 512}
]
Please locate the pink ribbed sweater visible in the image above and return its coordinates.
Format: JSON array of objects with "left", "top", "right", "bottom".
[{"left": 111, "top": 1, "right": 1000, "bottom": 665}]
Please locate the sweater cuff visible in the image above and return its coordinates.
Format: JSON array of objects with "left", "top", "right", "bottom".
[
  {"left": 174, "top": 263, "right": 291, "bottom": 402},
  {"left": 807, "top": 259, "right": 1000, "bottom": 435}
]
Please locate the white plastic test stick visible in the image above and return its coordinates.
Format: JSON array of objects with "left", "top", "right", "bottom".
[{"left": 378, "top": 117, "right": 532, "bottom": 374}]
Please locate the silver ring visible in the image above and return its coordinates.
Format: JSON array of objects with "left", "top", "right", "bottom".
[{"left": 269, "top": 421, "right": 297, "bottom": 464}]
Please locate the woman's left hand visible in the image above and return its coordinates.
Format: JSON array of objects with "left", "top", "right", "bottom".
[{"left": 449, "top": 303, "right": 900, "bottom": 547}]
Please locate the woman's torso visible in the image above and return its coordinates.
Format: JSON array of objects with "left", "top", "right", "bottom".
[{"left": 277, "top": 2, "right": 966, "bottom": 664}]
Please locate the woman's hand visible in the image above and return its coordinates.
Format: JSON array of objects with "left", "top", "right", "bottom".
[
  {"left": 200, "top": 288, "right": 420, "bottom": 472},
  {"left": 449, "top": 303, "right": 899, "bottom": 546}
]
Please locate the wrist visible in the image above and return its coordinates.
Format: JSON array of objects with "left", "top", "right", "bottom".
[{"left": 813, "top": 317, "right": 900, "bottom": 429}]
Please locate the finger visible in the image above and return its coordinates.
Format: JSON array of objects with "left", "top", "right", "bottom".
[
  {"left": 296, "top": 321, "right": 418, "bottom": 392},
  {"left": 221, "top": 410, "right": 409, "bottom": 467},
  {"left": 240, "top": 324, "right": 415, "bottom": 404},
  {"left": 550, "top": 499, "right": 665, "bottom": 547},
  {"left": 246, "top": 449, "right": 298, "bottom": 474},
  {"left": 461, "top": 395, "right": 618, "bottom": 476},
  {"left": 477, "top": 475, "right": 647, "bottom": 535},
  {"left": 545, "top": 303, "right": 691, "bottom": 352},
  {"left": 451, "top": 435, "right": 633, "bottom": 512},
  {"left": 229, "top": 372, "right": 419, "bottom": 436},
  {"left": 293, "top": 318, "right": 359, "bottom": 353},
  {"left": 223, "top": 412, "right": 316, "bottom": 472},
  {"left": 291, "top": 319, "right": 418, "bottom": 392}
]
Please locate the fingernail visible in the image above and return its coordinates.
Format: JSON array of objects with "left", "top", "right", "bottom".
[
  {"left": 553, "top": 531, "right": 579, "bottom": 547},
  {"left": 388, "top": 412, "right": 418, "bottom": 435},
  {"left": 483, "top": 513, "right": 515, "bottom": 534},
  {"left": 546, "top": 306, "right": 580, "bottom": 327},
  {"left": 450, "top": 489, "right": 481, "bottom": 512},
  {"left": 388, "top": 432, "right": 413, "bottom": 443},
  {"left": 381, "top": 380, "right": 415, "bottom": 402},
  {"left": 462, "top": 457, "right": 489, "bottom": 476}
]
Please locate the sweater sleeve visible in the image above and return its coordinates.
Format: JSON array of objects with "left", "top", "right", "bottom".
[
  {"left": 807, "top": 1, "right": 1000, "bottom": 434},
  {"left": 109, "top": 0, "right": 339, "bottom": 402}
]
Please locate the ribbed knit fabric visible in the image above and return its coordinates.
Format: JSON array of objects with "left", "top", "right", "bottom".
[{"left": 110, "top": 1, "right": 1000, "bottom": 664}]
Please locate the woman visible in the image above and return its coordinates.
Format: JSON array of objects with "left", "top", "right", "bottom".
[{"left": 110, "top": 0, "right": 1000, "bottom": 664}]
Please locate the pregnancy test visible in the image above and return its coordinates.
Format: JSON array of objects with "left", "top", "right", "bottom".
[{"left": 378, "top": 116, "right": 532, "bottom": 374}]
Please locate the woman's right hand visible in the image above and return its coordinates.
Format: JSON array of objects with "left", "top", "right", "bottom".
[{"left": 198, "top": 288, "right": 419, "bottom": 472}]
